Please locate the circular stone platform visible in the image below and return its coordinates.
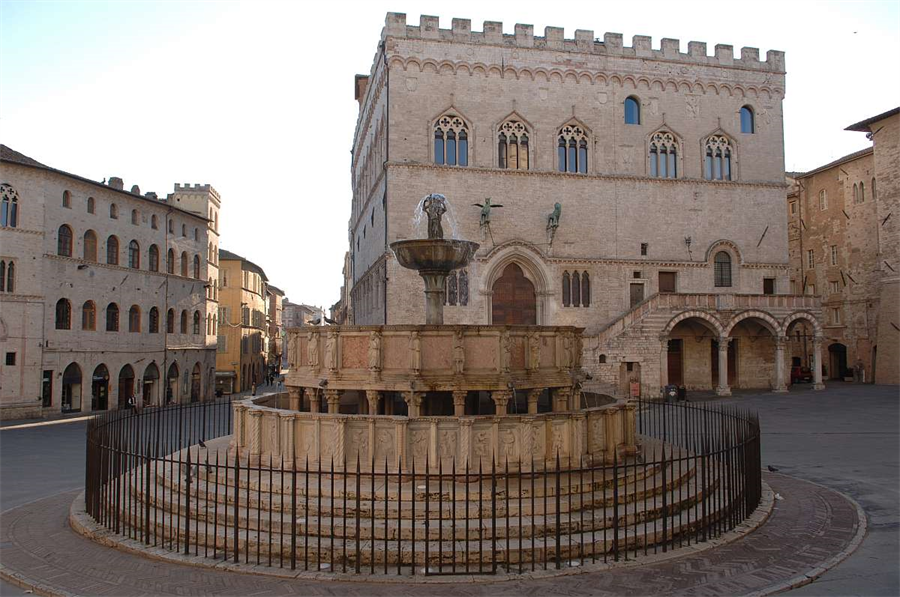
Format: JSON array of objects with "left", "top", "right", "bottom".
[{"left": 0, "top": 473, "right": 865, "bottom": 595}]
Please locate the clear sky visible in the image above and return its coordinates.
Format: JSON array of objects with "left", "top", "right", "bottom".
[{"left": 2, "top": 0, "right": 898, "bottom": 308}]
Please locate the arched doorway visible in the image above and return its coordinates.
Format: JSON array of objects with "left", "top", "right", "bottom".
[
  {"left": 61, "top": 363, "right": 82, "bottom": 413},
  {"left": 167, "top": 363, "right": 179, "bottom": 404},
  {"left": 118, "top": 365, "right": 135, "bottom": 409},
  {"left": 665, "top": 316, "right": 723, "bottom": 389},
  {"left": 724, "top": 315, "right": 779, "bottom": 389},
  {"left": 143, "top": 364, "right": 159, "bottom": 406},
  {"left": 190, "top": 363, "right": 202, "bottom": 403},
  {"left": 91, "top": 364, "right": 109, "bottom": 411},
  {"left": 828, "top": 343, "right": 848, "bottom": 380},
  {"left": 491, "top": 263, "right": 536, "bottom": 325}
]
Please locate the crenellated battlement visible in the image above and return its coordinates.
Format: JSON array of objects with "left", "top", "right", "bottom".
[
  {"left": 173, "top": 182, "right": 220, "bottom": 200},
  {"left": 383, "top": 13, "right": 784, "bottom": 73}
]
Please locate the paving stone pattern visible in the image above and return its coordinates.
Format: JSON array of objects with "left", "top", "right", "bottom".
[{"left": 0, "top": 473, "right": 860, "bottom": 596}]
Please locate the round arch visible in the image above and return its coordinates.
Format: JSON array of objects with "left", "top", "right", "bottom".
[
  {"left": 662, "top": 310, "right": 725, "bottom": 337},
  {"left": 481, "top": 245, "right": 551, "bottom": 325},
  {"left": 143, "top": 363, "right": 160, "bottom": 407},
  {"left": 703, "top": 239, "right": 744, "bottom": 265},
  {"left": 190, "top": 362, "right": 202, "bottom": 403},
  {"left": 724, "top": 310, "right": 781, "bottom": 336},
  {"left": 782, "top": 311, "right": 823, "bottom": 337},
  {"left": 62, "top": 362, "right": 83, "bottom": 413},
  {"left": 118, "top": 364, "right": 135, "bottom": 409}
]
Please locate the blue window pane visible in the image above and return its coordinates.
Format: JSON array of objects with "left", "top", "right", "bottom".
[
  {"left": 625, "top": 97, "right": 640, "bottom": 124},
  {"left": 434, "top": 133, "right": 444, "bottom": 165},
  {"left": 458, "top": 131, "right": 468, "bottom": 166},
  {"left": 650, "top": 149, "right": 658, "bottom": 177},
  {"left": 705, "top": 152, "right": 713, "bottom": 180},
  {"left": 0, "top": 201, "right": 7, "bottom": 227},
  {"left": 578, "top": 146, "right": 588, "bottom": 174},
  {"left": 740, "top": 107, "right": 754, "bottom": 134},
  {"left": 568, "top": 140, "right": 577, "bottom": 173},
  {"left": 498, "top": 135, "right": 507, "bottom": 169},
  {"left": 668, "top": 151, "right": 676, "bottom": 178},
  {"left": 447, "top": 130, "right": 456, "bottom": 166},
  {"left": 659, "top": 149, "right": 667, "bottom": 178},
  {"left": 714, "top": 153, "right": 722, "bottom": 180},
  {"left": 558, "top": 139, "right": 567, "bottom": 172},
  {"left": 724, "top": 155, "right": 731, "bottom": 180}
]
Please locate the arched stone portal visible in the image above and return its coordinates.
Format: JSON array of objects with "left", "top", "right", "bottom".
[{"left": 491, "top": 263, "right": 536, "bottom": 325}]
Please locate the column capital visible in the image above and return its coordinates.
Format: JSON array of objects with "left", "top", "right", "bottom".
[{"left": 774, "top": 335, "right": 789, "bottom": 347}]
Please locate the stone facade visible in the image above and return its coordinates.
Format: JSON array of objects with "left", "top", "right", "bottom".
[
  {"left": 786, "top": 148, "right": 881, "bottom": 381},
  {"left": 266, "top": 285, "right": 284, "bottom": 375},
  {"left": 0, "top": 146, "right": 217, "bottom": 419},
  {"left": 346, "top": 14, "right": 821, "bottom": 397},
  {"left": 215, "top": 249, "right": 269, "bottom": 393},
  {"left": 846, "top": 108, "right": 899, "bottom": 385}
]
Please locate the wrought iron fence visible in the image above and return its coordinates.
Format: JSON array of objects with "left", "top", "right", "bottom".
[{"left": 85, "top": 397, "right": 761, "bottom": 575}]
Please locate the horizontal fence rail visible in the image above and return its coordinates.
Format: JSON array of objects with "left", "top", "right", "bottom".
[{"left": 85, "top": 397, "right": 761, "bottom": 575}]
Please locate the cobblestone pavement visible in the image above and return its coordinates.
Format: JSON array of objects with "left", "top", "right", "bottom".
[{"left": 0, "top": 473, "right": 861, "bottom": 596}]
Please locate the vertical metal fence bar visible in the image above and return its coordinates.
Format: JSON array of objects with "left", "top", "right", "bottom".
[
  {"left": 291, "top": 457, "right": 297, "bottom": 571},
  {"left": 355, "top": 454, "right": 361, "bottom": 574},
  {"left": 504, "top": 457, "right": 509, "bottom": 572},
  {"left": 342, "top": 457, "right": 348, "bottom": 573},
  {"left": 383, "top": 457, "right": 388, "bottom": 575},
  {"left": 479, "top": 459, "right": 483, "bottom": 574},
  {"left": 518, "top": 460, "right": 523, "bottom": 574},
  {"left": 612, "top": 449, "right": 619, "bottom": 562},
  {"left": 452, "top": 457, "right": 457, "bottom": 574},
  {"left": 233, "top": 449, "right": 240, "bottom": 563},
  {"left": 555, "top": 452, "right": 561, "bottom": 569},
  {"left": 213, "top": 450, "right": 220, "bottom": 560},
  {"left": 330, "top": 456, "right": 335, "bottom": 572},
  {"left": 411, "top": 457, "right": 416, "bottom": 574},
  {"left": 440, "top": 457, "right": 445, "bottom": 574},
  {"left": 531, "top": 458, "right": 536, "bottom": 572},
  {"left": 370, "top": 456, "right": 375, "bottom": 575},
  {"left": 424, "top": 454, "right": 429, "bottom": 573},
  {"left": 602, "top": 458, "right": 607, "bottom": 564},
  {"left": 396, "top": 455, "right": 402, "bottom": 576},
  {"left": 305, "top": 455, "right": 310, "bottom": 571},
  {"left": 184, "top": 448, "right": 192, "bottom": 555},
  {"left": 466, "top": 459, "right": 470, "bottom": 574},
  {"left": 245, "top": 455, "right": 250, "bottom": 564},
  {"left": 268, "top": 455, "right": 273, "bottom": 567},
  {"left": 223, "top": 448, "right": 229, "bottom": 560},
  {"left": 491, "top": 457, "right": 497, "bottom": 574}
]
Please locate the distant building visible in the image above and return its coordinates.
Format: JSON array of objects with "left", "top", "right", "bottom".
[
  {"left": 267, "top": 285, "right": 284, "bottom": 376},
  {"left": 216, "top": 249, "right": 268, "bottom": 394},
  {"left": 0, "top": 145, "right": 219, "bottom": 419},
  {"left": 846, "top": 107, "right": 900, "bottom": 384},
  {"left": 787, "top": 148, "right": 879, "bottom": 380},
  {"left": 283, "top": 301, "right": 325, "bottom": 328}
]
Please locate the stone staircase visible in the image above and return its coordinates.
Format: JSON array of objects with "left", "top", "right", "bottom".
[
  {"left": 111, "top": 437, "right": 735, "bottom": 571},
  {"left": 583, "top": 292, "right": 823, "bottom": 398}
]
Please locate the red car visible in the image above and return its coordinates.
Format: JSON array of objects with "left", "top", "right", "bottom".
[{"left": 791, "top": 365, "right": 813, "bottom": 384}]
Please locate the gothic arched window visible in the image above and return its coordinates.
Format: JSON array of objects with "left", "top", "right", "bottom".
[
  {"left": 82, "top": 300, "right": 95, "bottom": 330},
  {"left": 167, "top": 249, "right": 175, "bottom": 274},
  {"left": 62, "top": 190, "right": 71, "bottom": 208},
  {"left": 853, "top": 183, "right": 858, "bottom": 203},
  {"left": 83, "top": 230, "right": 98, "bottom": 262},
  {"left": 625, "top": 96, "right": 641, "bottom": 125},
  {"left": 180, "top": 252, "right": 188, "bottom": 277},
  {"left": 193, "top": 310, "right": 201, "bottom": 335},
  {"left": 434, "top": 114, "right": 469, "bottom": 167},
  {"left": 0, "top": 260, "right": 13, "bottom": 293},
  {"left": 106, "top": 303, "right": 119, "bottom": 331},
  {"left": 558, "top": 124, "right": 589, "bottom": 174},
  {"left": 56, "top": 298, "right": 71, "bottom": 329},
  {"left": 704, "top": 135, "right": 733, "bottom": 181},
  {"left": 149, "top": 307, "right": 159, "bottom": 333},
  {"left": 1, "top": 183, "right": 19, "bottom": 228},
  {"left": 167, "top": 309, "right": 175, "bottom": 334},
  {"left": 498, "top": 120, "right": 529, "bottom": 170},
  {"left": 57, "top": 225, "right": 73, "bottom": 257},
  {"left": 87, "top": 197, "right": 95, "bottom": 214},
  {"left": 129, "top": 305, "right": 141, "bottom": 332},
  {"left": 148, "top": 245, "right": 159, "bottom": 272},
  {"left": 562, "top": 271, "right": 571, "bottom": 307},
  {"left": 106, "top": 236, "right": 119, "bottom": 265},
  {"left": 572, "top": 270, "right": 581, "bottom": 307},
  {"left": 193, "top": 254, "right": 200, "bottom": 279},
  {"left": 859, "top": 182, "right": 865, "bottom": 202},
  {"left": 180, "top": 310, "right": 188, "bottom": 334},
  {"left": 128, "top": 240, "right": 140, "bottom": 269},
  {"left": 582, "top": 272, "right": 591, "bottom": 307},
  {"left": 714, "top": 251, "right": 733, "bottom": 287},
  {"left": 110, "top": 203, "right": 118, "bottom": 219},
  {"left": 649, "top": 132, "right": 678, "bottom": 179}
]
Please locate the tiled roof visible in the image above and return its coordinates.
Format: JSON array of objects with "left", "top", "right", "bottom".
[
  {"left": 794, "top": 147, "right": 873, "bottom": 179},
  {"left": 846, "top": 107, "right": 899, "bottom": 132},
  {"left": 0, "top": 144, "right": 208, "bottom": 222}
]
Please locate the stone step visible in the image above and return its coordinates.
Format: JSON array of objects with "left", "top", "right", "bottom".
[{"left": 108, "top": 491, "right": 734, "bottom": 567}]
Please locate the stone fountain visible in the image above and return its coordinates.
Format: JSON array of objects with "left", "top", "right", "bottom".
[{"left": 390, "top": 194, "right": 479, "bottom": 325}]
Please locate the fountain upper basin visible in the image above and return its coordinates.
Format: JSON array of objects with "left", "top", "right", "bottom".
[{"left": 390, "top": 239, "right": 480, "bottom": 273}]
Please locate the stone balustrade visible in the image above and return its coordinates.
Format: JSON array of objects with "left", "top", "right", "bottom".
[{"left": 231, "top": 393, "right": 637, "bottom": 472}]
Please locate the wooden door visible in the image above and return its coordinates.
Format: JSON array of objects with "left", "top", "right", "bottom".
[
  {"left": 629, "top": 283, "right": 644, "bottom": 307},
  {"left": 667, "top": 339, "right": 683, "bottom": 386},
  {"left": 659, "top": 272, "right": 677, "bottom": 293},
  {"left": 492, "top": 263, "right": 537, "bottom": 325}
]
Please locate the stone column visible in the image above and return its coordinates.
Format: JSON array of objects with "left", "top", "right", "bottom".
[
  {"left": 491, "top": 390, "right": 512, "bottom": 415},
  {"left": 325, "top": 389, "right": 341, "bottom": 414},
  {"left": 249, "top": 409, "right": 263, "bottom": 464},
  {"left": 279, "top": 412, "right": 295, "bottom": 466},
  {"left": 335, "top": 418, "right": 347, "bottom": 470},
  {"left": 403, "top": 391, "right": 423, "bottom": 418},
  {"left": 659, "top": 337, "right": 669, "bottom": 394},
  {"left": 812, "top": 336, "right": 825, "bottom": 390},
  {"left": 366, "top": 390, "right": 381, "bottom": 415},
  {"left": 552, "top": 387, "right": 571, "bottom": 412},
  {"left": 773, "top": 336, "right": 789, "bottom": 393},
  {"left": 527, "top": 389, "right": 541, "bottom": 414},
  {"left": 288, "top": 387, "right": 301, "bottom": 411},
  {"left": 716, "top": 337, "right": 732, "bottom": 397},
  {"left": 452, "top": 390, "right": 467, "bottom": 417}
]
